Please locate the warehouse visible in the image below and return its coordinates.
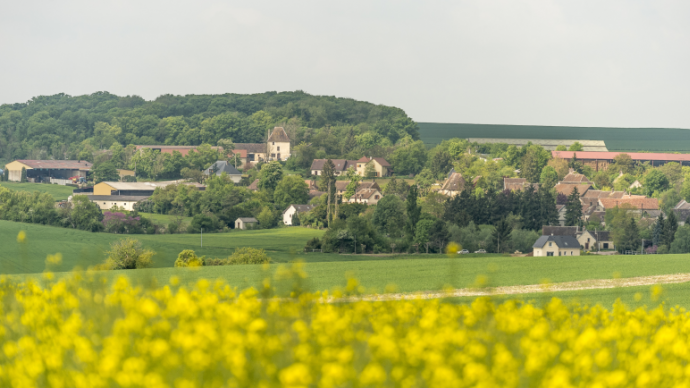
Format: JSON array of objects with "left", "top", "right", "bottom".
[
  {"left": 3, "top": 160, "right": 92, "bottom": 183},
  {"left": 552, "top": 151, "right": 690, "bottom": 171},
  {"left": 92, "top": 180, "right": 205, "bottom": 196}
]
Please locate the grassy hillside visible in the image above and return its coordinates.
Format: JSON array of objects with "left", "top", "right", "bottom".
[
  {"left": 0, "top": 221, "right": 326, "bottom": 274},
  {"left": 139, "top": 213, "right": 193, "bottom": 227},
  {"left": 0, "top": 182, "right": 76, "bottom": 201},
  {"left": 419, "top": 122, "right": 690, "bottom": 152}
]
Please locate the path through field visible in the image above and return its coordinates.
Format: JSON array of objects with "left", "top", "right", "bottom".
[{"left": 350, "top": 273, "right": 690, "bottom": 301}]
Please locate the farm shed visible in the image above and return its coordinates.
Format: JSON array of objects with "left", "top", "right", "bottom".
[
  {"left": 235, "top": 217, "right": 258, "bottom": 230},
  {"left": 82, "top": 195, "right": 149, "bottom": 211},
  {"left": 4, "top": 160, "right": 92, "bottom": 183},
  {"left": 469, "top": 138, "right": 609, "bottom": 151},
  {"left": 93, "top": 181, "right": 205, "bottom": 196},
  {"left": 552, "top": 151, "right": 690, "bottom": 171}
]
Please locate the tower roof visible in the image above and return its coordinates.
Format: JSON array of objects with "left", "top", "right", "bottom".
[{"left": 268, "top": 127, "right": 290, "bottom": 143}]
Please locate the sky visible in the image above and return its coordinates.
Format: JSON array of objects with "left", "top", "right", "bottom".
[{"left": 1, "top": 0, "right": 689, "bottom": 128}]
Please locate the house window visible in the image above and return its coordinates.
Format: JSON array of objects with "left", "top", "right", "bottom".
[
  {"left": 272, "top": 142, "right": 275, "bottom": 145},
  {"left": 559, "top": 252, "right": 561, "bottom": 256},
  {"left": 375, "top": 195, "right": 380, "bottom": 199},
  {"left": 604, "top": 243, "right": 609, "bottom": 249},
  {"left": 571, "top": 251, "right": 573, "bottom": 255},
  {"left": 278, "top": 153, "right": 281, "bottom": 160},
  {"left": 277, "top": 146, "right": 280, "bottom": 151},
  {"left": 547, "top": 252, "right": 554, "bottom": 256},
  {"left": 548, "top": 242, "right": 552, "bottom": 247},
  {"left": 587, "top": 238, "right": 590, "bottom": 242}
]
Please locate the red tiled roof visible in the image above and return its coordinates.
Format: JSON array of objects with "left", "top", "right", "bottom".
[
  {"left": 561, "top": 172, "right": 591, "bottom": 184},
  {"left": 372, "top": 157, "right": 391, "bottom": 167},
  {"left": 16, "top": 160, "right": 93, "bottom": 170},
  {"left": 356, "top": 156, "right": 370, "bottom": 163},
  {"left": 599, "top": 197, "right": 659, "bottom": 210},
  {"left": 554, "top": 183, "right": 591, "bottom": 197},
  {"left": 553, "top": 151, "right": 690, "bottom": 162}
]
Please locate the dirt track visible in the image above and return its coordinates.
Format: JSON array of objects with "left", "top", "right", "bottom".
[{"left": 344, "top": 273, "right": 690, "bottom": 302}]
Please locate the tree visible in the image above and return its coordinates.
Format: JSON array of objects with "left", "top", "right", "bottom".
[
  {"left": 427, "top": 220, "right": 450, "bottom": 252},
  {"left": 653, "top": 213, "right": 665, "bottom": 246},
  {"left": 663, "top": 211, "right": 678, "bottom": 247},
  {"left": 520, "top": 150, "right": 540, "bottom": 183},
  {"left": 257, "top": 206, "right": 276, "bottom": 229},
  {"left": 93, "top": 161, "right": 120, "bottom": 183},
  {"left": 105, "top": 238, "right": 155, "bottom": 270},
  {"left": 291, "top": 211, "right": 301, "bottom": 226},
  {"left": 539, "top": 166, "right": 558, "bottom": 190},
  {"left": 555, "top": 145, "right": 567, "bottom": 151},
  {"left": 70, "top": 195, "right": 104, "bottom": 231},
  {"left": 319, "top": 159, "right": 336, "bottom": 227},
  {"left": 611, "top": 153, "right": 635, "bottom": 175},
  {"left": 390, "top": 140, "right": 427, "bottom": 175},
  {"left": 181, "top": 167, "right": 204, "bottom": 183},
  {"left": 564, "top": 187, "right": 583, "bottom": 226},
  {"left": 413, "top": 219, "right": 435, "bottom": 248},
  {"left": 621, "top": 217, "right": 640, "bottom": 252},
  {"left": 343, "top": 167, "right": 360, "bottom": 200},
  {"left": 1, "top": 168, "right": 7, "bottom": 182},
  {"left": 492, "top": 218, "right": 512, "bottom": 253},
  {"left": 364, "top": 163, "right": 376, "bottom": 178},
  {"left": 274, "top": 175, "right": 309, "bottom": 209},
  {"left": 547, "top": 158, "right": 570, "bottom": 180},
  {"left": 174, "top": 249, "right": 204, "bottom": 267},
  {"left": 405, "top": 185, "right": 421, "bottom": 240},
  {"left": 670, "top": 226, "right": 690, "bottom": 254},
  {"left": 644, "top": 169, "right": 669, "bottom": 195},
  {"left": 430, "top": 151, "right": 453, "bottom": 178},
  {"left": 371, "top": 195, "right": 406, "bottom": 238},
  {"left": 258, "top": 161, "right": 284, "bottom": 193},
  {"left": 568, "top": 142, "right": 584, "bottom": 151},
  {"left": 20, "top": 167, "right": 27, "bottom": 183}
]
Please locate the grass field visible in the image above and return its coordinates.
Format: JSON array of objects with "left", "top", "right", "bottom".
[
  {"left": 0, "top": 182, "right": 76, "bottom": 201},
  {"left": 418, "top": 122, "right": 690, "bottom": 152}
]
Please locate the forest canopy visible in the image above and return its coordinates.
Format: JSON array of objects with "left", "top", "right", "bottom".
[{"left": 0, "top": 91, "right": 418, "bottom": 162}]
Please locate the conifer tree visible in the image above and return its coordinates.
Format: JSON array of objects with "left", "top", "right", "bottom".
[
  {"left": 653, "top": 213, "right": 665, "bottom": 246},
  {"left": 663, "top": 211, "right": 678, "bottom": 247},
  {"left": 492, "top": 218, "right": 512, "bottom": 253},
  {"left": 405, "top": 185, "right": 421, "bottom": 239},
  {"left": 564, "top": 187, "right": 583, "bottom": 226}
]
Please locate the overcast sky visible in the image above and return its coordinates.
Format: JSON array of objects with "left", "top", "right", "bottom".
[{"left": 1, "top": 0, "right": 688, "bottom": 128}]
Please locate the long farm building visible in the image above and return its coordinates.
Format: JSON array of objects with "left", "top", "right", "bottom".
[{"left": 552, "top": 151, "right": 690, "bottom": 171}]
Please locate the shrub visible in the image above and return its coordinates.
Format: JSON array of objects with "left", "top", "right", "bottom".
[
  {"left": 189, "top": 213, "right": 223, "bottom": 233},
  {"left": 105, "top": 238, "right": 155, "bottom": 270},
  {"left": 304, "top": 237, "right": 322, "bottom": 251},
  {"left": 227, "top": 247, "right": 271, "bottom": 264},
  {"left": 174, "top": 249, "right": 205, "bottom": 267}
]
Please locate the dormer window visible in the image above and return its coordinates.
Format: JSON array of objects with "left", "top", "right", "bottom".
[{"left": 548, "top": 242, "right": 552, "bottom": 247}]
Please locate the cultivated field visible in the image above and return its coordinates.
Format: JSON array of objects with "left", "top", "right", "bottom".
[
  {"left": 0, "top": 182, "right": 76, "bottom": 201},
  {"left": 419, "top": 122, "right": 690, "bottom": 152}
]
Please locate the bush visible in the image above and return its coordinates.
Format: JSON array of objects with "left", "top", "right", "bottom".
[
  {"left": 174, "top": 250, "right": 205, "bottom": 267},
  {"left": 105, "top": 238, "right": 155, "bottom": 270},
  {"left": 205, "top": 247, "right": 271, "bottom": 266},
  {"left": 304, "top": 237, "right": 322, "bottom": 251},
  {"left": 189, "top": 213, "right": 223, "bottom": 233}
]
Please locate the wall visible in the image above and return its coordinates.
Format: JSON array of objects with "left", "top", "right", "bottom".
[
  {"left": 94, "top": 183, "right": 116, "bottom": 196},
  {"left": 268, "top": 142, "right": 290, "bottom": 161},
  {"left": 283, "top": 207, "right": 296, "bottom": 226},
  {"left": 92, "top": 199, "right": 139, "bottom": 211}
]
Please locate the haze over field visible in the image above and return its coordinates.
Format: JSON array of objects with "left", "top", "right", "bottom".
[{"left": 1, "top": 1, "right": 689, "bottom": 129}]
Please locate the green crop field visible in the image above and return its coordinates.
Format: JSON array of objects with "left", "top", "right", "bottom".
[
  {"left": 419, "top": 122, "right": 690, "bottom": 152},
  {"left": 0, "top": 182, "right": 76, "bottom": 201}
]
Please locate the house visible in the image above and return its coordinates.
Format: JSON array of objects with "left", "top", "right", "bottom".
[
  {"left": 310, "top": 159, "right": 358, "bottom": 176},
  {"left": 561, "top": 171, "right": 592, "bottom": 184},
  {"left": 247, "top": 179, "right": 260, "bottom": 191},
  {"left": 348, "top": 187, "right": 383, "bottom": 205},
  {"left": 672, "top": 200, "right": 690, "bottom": 225},
  {"left": 597, "top": 197, "right": 660, "bottom": 218},
  {"left": 542, "top": 225, "right": 614, "bottom": 251},
  {"left": 93, "top": 181, "right": 205, "bottom": 196},
  {"left": 503, "top": 177, "right": 539, "bottom": 192},
  {"left": 629, "top": 180, "right": 643, "bottom": 189},
  {"left": 203, "top": 161, "right": 242, "bottom": 183},
  {"left": 533, "top": 235, "right": 581, "bottom": 257},
  {"left": 82, "top": 195, "right": 150, "bottom": 211},
  {"left": 554, "top": 183, "right": 592, "bottom": 198},
  {"left": 234, "top": 127, "right": 291, "bottom": 163},
  {"left": 283, "top": 204, "right": 315, "bottom": 226},
  {"left": 310, "top": 157, "right": 392, "bottom": 177},
  {"left": 4, "top": 160, "right": 92, "bottom": 183},
  {"left": 439, "top": 170, "right": 466, "bottom": 197},
  {"left": 354, "top": 157, "right": 392, "bottom": 177},
  {"left": 235, "top": 217, "right": 258, "bottom": 230}
]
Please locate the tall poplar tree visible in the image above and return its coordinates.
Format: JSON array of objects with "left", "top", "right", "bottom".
[
  {"left": 564, "top": 187, "right": 583, "bottom": 226},
  {"left": 320, "top": 159, "right": 336, "bottom": 228},
  {"left": 405, "top": 185, "right": 421, "bottom": 240}
]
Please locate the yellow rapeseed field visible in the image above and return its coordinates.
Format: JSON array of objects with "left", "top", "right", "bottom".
[{"left": 0, "top": 261, "right": 688, "bottom": 388}]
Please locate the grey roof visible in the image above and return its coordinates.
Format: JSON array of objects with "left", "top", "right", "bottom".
[
  {"left": 310, "top": 159, "right": 357, "bottom": 172},
  {"left": 267, "top": 127, "right": 290, "bottom": 143},
  {"left": 533, "top": 235, "right": 581, "bottom": 249},
  {"left": 284, "top": 204, "right": 315, "bottom": 214},
  {"left": 13, "top": 160, "right": 93, "bottom": 170},
  {"left": 86, "top": 195, "right": 150, "bottom": 201},
  {"left": 236, "top": 217, "right": 258, "bottom": 223},
  {"left": 234, "top": 143, "right": 267, "bottom": 153},
  {"left": 204, "top": 161, "right": 241, "bottom": 176},
  {"left": 593, "top": 230, "right": 612, "bottom": 241},
  {"left": 542, "top": 226, "right": 578, "bottom": 236}
]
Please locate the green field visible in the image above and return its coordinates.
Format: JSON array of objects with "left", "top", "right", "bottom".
[
  {"left": 0, "top": 182, "right": 76, "bottom": 201},
  {"left": 419, "top": 122, "right": 690, "bottom": 152}
]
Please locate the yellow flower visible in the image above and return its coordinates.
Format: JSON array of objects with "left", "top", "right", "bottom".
[{"left": 16, "top": 230, "right": 26, "bottom": 243}]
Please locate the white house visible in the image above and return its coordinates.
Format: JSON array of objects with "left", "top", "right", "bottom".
[
  {"left": 283, "top": 204, "right": 315, "bottom": 226},
  {"left": 81, "top": 195, "right": 149, "bottom": 211},
  {"left": 533, "top": 235, "right": 581, "bottom": 257}
]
